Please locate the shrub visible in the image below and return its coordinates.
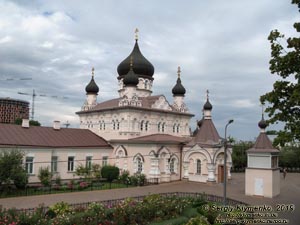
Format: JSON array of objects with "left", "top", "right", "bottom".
[
  {"left": 185, "top": 215, "right": 210, "bottom": 225},
  {"left": 49, "top": 202, "right": 71, "bottom": 216},
  {"left": 119, "top": 170, "right": 130, "bottom": 184},
  {"left": 149, "top": 216, "right": 189, "bottom": 225},
  {"left": 130, "top": 173, "right": 146, "bottom": 186},
  {"left": 38, "top": 167, "right": 52, "bottom": 186},
  {"left": 101, "top": 165, "right": 119, "bottom": 183}
]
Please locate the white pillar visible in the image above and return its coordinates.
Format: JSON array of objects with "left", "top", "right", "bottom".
[
  {"left": 228, "top": 162, "right": 232, "bottom": 179},
  {"left": 207, "top": 164, "right": 216, "bottom": 182},
  {"left": 183, "top": 161, "right": 189, "bottom": 178},
  {"left": 149, "top": 157, "right": 160, "bottom": 179}
]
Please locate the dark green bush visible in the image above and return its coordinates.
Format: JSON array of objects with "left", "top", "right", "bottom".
[{"left": 101, "top": 165, "right": 120, "bottom": 183}]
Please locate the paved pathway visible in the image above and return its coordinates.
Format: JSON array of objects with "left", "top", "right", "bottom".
[{"left": 0, "top": 173, "right": 299, "bottom": 225}]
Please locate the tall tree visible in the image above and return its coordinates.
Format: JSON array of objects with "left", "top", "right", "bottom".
[
  {"left": 0, "top": 149, "right": 28, "bottom": 189},
  {"left": 260, "top": 0, "right": 300, "bottom": 146}
]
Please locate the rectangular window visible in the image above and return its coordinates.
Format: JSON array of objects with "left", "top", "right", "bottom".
[
  {"left": 51, "top": 156, "right": 58, "bottom": 173},
  {"left": 86, "top": 156, "right": 92, "bottom": 170},
  {"left": 196, "top": 160, "right": 201, "bottom": 174},
  {"left": 25, "top": 157, "right": 34, "bottom": 174},
  {"left": 102, "top": 156, "right": 108, "bottom": 166},
  {"left": 68, "top": 156, "right": 75, "bottom": 172}
]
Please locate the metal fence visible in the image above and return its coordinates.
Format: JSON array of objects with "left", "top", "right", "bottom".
[
  {"left": 0, "top": 178, "right": 159, "bottom": 198},
  {"left": 13, "top": 192, "right": 247, "bottom": 215}
]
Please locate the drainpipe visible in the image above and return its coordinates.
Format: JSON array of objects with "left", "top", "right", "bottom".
[{"left": 179, "top": 143, "right": 184, "bottom": 181}]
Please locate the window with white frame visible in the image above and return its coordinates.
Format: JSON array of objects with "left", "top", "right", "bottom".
[
  {"left": 102, "top": 156, "right": 108, "bottom": 166},
  {"left": 196, "top": 159, "right": 201, "bottom": 174},
  {"left": 25, "top": 157, "right": 34, "bottom": 174},
  {"left": 51, "top": 156, "right": 58, "bottom": 173},
  {"left": 162, "top": 122, "right": 166, "bottom": 132},
  {"left": 68, "top": 156, "right": 75, "bottom": 172},
  {"left": 140, "top": 120, "right": 144, "bottom": 131},
  {"left": 170, "top": 158, "right": 175, "bottom": 173},
  {"left": 136, "top": 157, "right": 143, "bottom": 173},
  {"left": 145, "top": 121, "right": 149, "bottom": 131},
  {"left": 86, "top": 156, "right": 92, "bottom": 170}
]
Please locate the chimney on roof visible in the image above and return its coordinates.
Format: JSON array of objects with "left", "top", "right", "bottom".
[
  {"left": 22, "top": 119, "right": 30, "bottom": 128},
  {"left": 53, "top": 120, "right": 61, "bottom": 130}
]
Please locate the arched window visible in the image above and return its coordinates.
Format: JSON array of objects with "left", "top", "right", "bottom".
[
  {"left": 177, "top": 124, "right": 180, "bottom": 133},
  {"left": 173, "top": 124, "right": 176, "bottom": 133},
  {"left": 158, "top": 122, "right": 161, "bottom": 132},
  {"left": 145, "top": 80, "right": 148, "bottom": 89},
  {"left": 140, "top": 120, "right": 144, "bottom": 131},
  {"left": 112, "top": 120, "right": 116, "bottom": 130},
  {"left": 196, "top": 159, "right": 201, "bottom": 174},
  {"left": 170, "top": 158, "right": 175, "bottom": 173},
  {"left": 137, "top": 157, "right": 143, "bottom": 173},
  {"left": 103, "top": 120, "right": 105, "bottom": 130},
  {"left": 162, "top": 122, "right": 166, "bottom": 132},
  {"left": 145, "top": 121, "right": 149, "bottom": 131},
  {"left": 117, "top": 120, "right": 120, "bottom": 130}
]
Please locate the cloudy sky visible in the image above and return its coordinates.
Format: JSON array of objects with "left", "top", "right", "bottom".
[{"left": 0, "top": 0, "right": 298, "bottom": 141}]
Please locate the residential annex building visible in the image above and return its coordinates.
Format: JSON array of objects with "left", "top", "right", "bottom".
[
  {"left": 0, "top": 120, "right": 112, "bottom": 183},
  {"left": 76, "top": 31, "right": 232, "bottom": 183}
]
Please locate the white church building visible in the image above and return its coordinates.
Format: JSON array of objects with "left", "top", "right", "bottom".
[{"left": 76, "top": 31, "right": 232, "bottom": 183}]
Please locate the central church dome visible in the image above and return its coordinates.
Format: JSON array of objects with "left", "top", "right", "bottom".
[{"left": 117, "top": 31, "right": 154, "bottom": 80}]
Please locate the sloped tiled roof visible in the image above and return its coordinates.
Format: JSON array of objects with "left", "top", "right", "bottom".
[
  {"left": 187, "top": 119, "right": 221, "bottom": 147},
  {"left": 247, "top": 132, "right": 279, "bottom": 153},
  {"left": 110, "top": 134, "right": 189, "bottom": 144},
  {"left": 77, "top": 95, "right": 193, "bottom": 116},
  {"left": 0, "top": 124, "right": 112, "bottom": 148}
]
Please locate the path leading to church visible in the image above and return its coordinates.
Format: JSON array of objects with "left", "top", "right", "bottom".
[{"left": 0, "top": 173, "right": 299, "bottom": 225}]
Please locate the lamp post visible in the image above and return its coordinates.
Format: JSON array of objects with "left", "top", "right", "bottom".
[{"left": 224, "top": 119, "right": 234, "bottom": 205}]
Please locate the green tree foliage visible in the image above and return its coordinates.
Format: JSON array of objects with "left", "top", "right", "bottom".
[
  {"left": 38, "top": 167, "right": 52, "bottom": 186},
  {"left": 75, "top": 163, "right": 101, "bottom": 181},
  {"left": 0, "top": 149, "right": 28, "bottom": 189},
  {"left": 279, "top": 145, "right": 300, "bottom": 169},
  {"left": 101, "top": 165, "right": 119, "bottom": 183},
  {"left": 15, "top": 118, "right": 41, "bottom": 126},
  {"left": 260, "top": 0, "right": 300, "bottom": 146},
  {"left": 232, "top": 141, "right": 253, "bottom": 171}
]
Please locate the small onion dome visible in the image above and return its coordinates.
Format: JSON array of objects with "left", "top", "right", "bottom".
[
  {"left": 258, "top": 116, "right": 267, "bottom": 129},
  {"left": 117, "top": 41, "right": 154, "bottom": 80},
  {"left": 197, "top": 118, "right": 203, "bottom": 128},
  {"left": 203, "top": 100, "right": 212, "bottom": 110},
  {"left": 85, "top": 68, "right": 99, "bottom": 94},
  {"left": 123, "top": 57, "right": 139, "bottom": 87},
  {"left": 172, "top": 66, "right": 186, "bottom": 96}
]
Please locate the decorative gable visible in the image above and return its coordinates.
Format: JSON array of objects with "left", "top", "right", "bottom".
[
  {"left": 119, "top": 94, "right": 142, "bottom": 107},
  {"left": 172, "top": 102, "right": 189, "bottom": 113},
  {"left": 151, "top": 96, "right": 172, "bottom": 111}
]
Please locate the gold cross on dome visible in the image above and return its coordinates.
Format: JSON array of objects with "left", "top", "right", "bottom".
[
  {"left": 135, "top": 28, "right": 139, "bottom": 41},
  {"left": 177, "top": 66, "right": 181, "bottom": 78},
  {"left": 130, "top": 56, "right": 134, "bottom": 68},
  {"left": 260, "top": 103, "right": 265, "bottom": 118},
  {"left": 92, "top": 67, "right": 95, "bottom": 77}
]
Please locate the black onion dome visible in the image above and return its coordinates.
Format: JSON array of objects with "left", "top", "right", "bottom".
[
  {"left": 85, "top": 77, "right": 99, "bottom": 94},
  {"left": 117, "top": 41, "right": 154, "bottom": 80},
  {"left": 203, "top": 100, "right": 213, "bottom": 110},
  {"left": 123, "top": 68, "right": 139, "bottom": 86},
  {"left": 197, "top": 118, "right": 203, "bottom": 128},
  {"left": 172, "top": 77, "right": 186, "bottom": 96},
  {"left": 258, "top": 116, "right": 267, "bottom": 129}
]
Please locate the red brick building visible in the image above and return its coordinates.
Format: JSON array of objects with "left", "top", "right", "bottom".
[{"left": 0, "top": 97, "right": 29, "bottom": 124}]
